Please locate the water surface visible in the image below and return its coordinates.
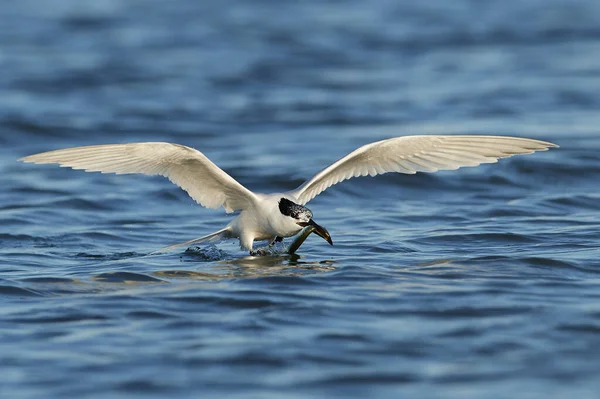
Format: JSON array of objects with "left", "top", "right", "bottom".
[{"left": 2, "top": 1, "right": 600, "bottom": 398}]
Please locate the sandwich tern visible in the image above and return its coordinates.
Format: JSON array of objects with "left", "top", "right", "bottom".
[{"left": 20, "top": 135, "right": 557, "bottom": 255}]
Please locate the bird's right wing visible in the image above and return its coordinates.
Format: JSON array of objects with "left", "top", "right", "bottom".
[
  {"left": 20, "top": 142, "right": 257, "bottom": 213},
  {"left": 288, "top": 135, "right": 557, "bottom": 205}
]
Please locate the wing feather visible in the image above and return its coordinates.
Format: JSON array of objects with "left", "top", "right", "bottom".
[
  {"left": 288, "top": 135, "right": 557, "bottom": 205},
  {"left": 20, "top": 142, "right": 257, "bottom": 213}
]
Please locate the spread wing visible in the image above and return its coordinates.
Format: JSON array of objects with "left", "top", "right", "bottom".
[
  {"left": 20, "top": 142, "right": 257, "bottom": 213},
  {"left": 288, "top": 135, "right": 557, "bottom": 205}
]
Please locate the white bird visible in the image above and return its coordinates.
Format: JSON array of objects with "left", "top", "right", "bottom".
[{"left": 20, "top": 135, "right": 557, "bottom": 255}]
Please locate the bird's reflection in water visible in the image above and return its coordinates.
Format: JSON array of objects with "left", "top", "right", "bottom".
[{"left": 152, "top": 245, "right": 337, "bottom": 281}]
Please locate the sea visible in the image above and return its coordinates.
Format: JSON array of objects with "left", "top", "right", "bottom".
[{"left": 1, "top": 0, "right": 600, "bottom": 398}]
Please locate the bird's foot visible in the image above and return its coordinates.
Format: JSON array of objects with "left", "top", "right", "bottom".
[{"left": 250, "top": 248, "right": 269, "bottom": 256}]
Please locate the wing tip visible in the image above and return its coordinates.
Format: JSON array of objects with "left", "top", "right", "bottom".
[
  {"left": 527, "top": 138, "right": 558, "bottom": 150},
  {"left": 19, "top": 155, "right": 36, "bottom": 163},
  {"left": 19, "top": 154, "right": 59, "bottom": 164}
]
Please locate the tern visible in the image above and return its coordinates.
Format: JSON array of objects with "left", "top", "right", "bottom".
[{"left": 20, "top": 135, "right": 556, "bottom": 255}]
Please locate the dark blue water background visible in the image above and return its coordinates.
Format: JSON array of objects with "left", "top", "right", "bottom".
[{"left": 2, "top": 0, "right": 600, "bottom": 397}]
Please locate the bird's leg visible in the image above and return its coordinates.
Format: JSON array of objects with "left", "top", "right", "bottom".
[
  {"left": 269, "top": 236, "right": 284, "bottom": 247},
  {"left": 249, "top": 237, "right": 284, "bottom": 256}
]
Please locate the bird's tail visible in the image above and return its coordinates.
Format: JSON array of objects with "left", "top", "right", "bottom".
[{"left": 151, "top": 226, "right": 234, "bottom": 254}]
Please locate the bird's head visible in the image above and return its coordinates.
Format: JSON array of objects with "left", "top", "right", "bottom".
[{"left": 278, "top": 198, "right": 333, "bottom": 245}]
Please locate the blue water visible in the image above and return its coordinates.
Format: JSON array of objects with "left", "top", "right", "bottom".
[{"left": 2, "top": 0, "right": 600, "bottom": 398}]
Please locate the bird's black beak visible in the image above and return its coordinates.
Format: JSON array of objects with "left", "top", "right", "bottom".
[{"left": 297, "top": 219, "right": 333, "bottom": 245}]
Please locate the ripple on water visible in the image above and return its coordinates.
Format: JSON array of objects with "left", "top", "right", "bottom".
[
  {"left": 0, "top": 233, "right": 40, "bottom": 242},
  {"left": 75, "top": 252, "right": 145, "bottom": 260},
  {"left": 92, "top": 272, "right": 166, "bottom": 284},
  {"left": 0, "top": 285, "right": 44, "bottom": 297},
  {"left": 543, "top": 194, "right": 600, "bottom": 212},
  {"left": 8, "top": 312, "right": 109, "bottom": 324},
  {"left": 415, "top": 232, "right": 541, "bottom": 245},
  {"left": 556, "top": 323, "right": 600, "bottom": 334},
  {"left": 152, "top": 270, "right": 225, "bottom": 280},
  {"left": 162, "top": 293, "right": 277, "bottom": 309},
  {"left": 19, "top": 277, "right": 78, "bottom": 283},
  {"left": 523, "top": 257, "right": 590, "bottom": 272},
  {"left": 125, "top": 310, "right": 178, "bottom": 320},
  {"left": 49, "top": 197, "right": 118, "bottom": 211},
  {"left": 183, "top": 244, "right": 234, "bottom": 261}
]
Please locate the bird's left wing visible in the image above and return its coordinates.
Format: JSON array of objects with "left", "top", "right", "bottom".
[
  {"left": 288, "top": 135, "right": 557, "bottom": 205},
  {"left": 20, "top": 142, "right": 257, "bottom": 213}
]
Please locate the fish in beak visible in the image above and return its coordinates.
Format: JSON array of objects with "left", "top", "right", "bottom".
[{"left": 297, "top": 219, "right": 333, "bottom": 245}]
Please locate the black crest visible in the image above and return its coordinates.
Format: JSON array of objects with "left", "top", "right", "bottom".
[{"left": 279, "top": 198, "right": 312, "bottom": 220}]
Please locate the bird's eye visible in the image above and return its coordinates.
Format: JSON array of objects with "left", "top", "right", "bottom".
[
  {"left": 278, "top": 198, "right": 296, "bottom": 217},
  {"left": 279, "top": 198, "right": 313, "bottom": 220}
]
